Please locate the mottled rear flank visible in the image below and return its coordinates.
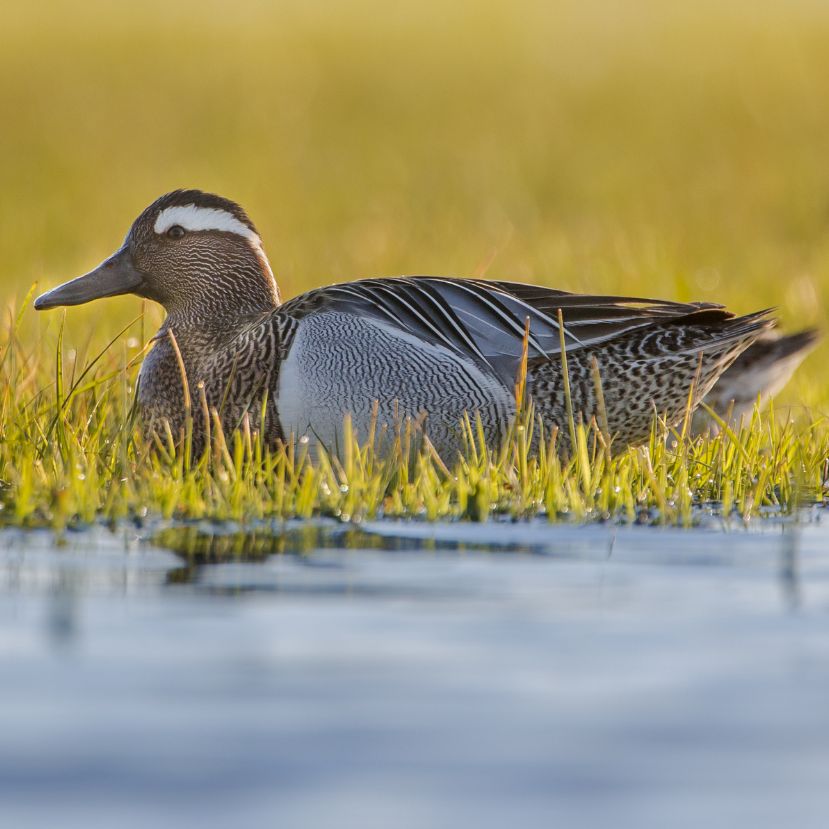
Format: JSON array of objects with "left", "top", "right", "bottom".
[{"left": 531, "top": 312, "right": 773, "bottom": 448}]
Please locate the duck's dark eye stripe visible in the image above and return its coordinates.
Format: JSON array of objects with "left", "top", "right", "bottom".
[{"left": 167, "top": 225, "right": 185, "bottom": 239}]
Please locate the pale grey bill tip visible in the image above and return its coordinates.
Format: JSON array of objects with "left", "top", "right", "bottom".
[{"left": 34, "top": 248, "right": 145, "bottom": 310}]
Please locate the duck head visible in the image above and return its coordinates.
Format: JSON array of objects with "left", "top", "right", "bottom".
[{"left": 34, "top": 190, "right": 280, "bottom": 319}]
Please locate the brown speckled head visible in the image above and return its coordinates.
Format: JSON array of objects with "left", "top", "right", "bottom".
[{"left": 35, "top": 190, "right": 280, "bottom": 321}]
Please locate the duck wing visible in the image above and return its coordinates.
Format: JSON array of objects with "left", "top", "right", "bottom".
[{"left": 280, "top": 276, "right": 741, "bottom": 385}]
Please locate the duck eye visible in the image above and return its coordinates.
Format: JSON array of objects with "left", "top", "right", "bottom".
[{"left": 167, "top": 225, "right": 185, "bottom": 240}]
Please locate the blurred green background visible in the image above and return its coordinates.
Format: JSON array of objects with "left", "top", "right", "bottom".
[{"left": 2, "top": 0, "right": 827, "bottom": 404}]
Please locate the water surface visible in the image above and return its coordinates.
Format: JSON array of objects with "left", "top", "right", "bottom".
[{"left": 1, "top": 516, "right": 828, "bottom": 828}]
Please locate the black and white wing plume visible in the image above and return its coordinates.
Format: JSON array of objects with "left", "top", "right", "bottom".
[{"left": 281, "top": 276, "right": 744, "bottom": 385}]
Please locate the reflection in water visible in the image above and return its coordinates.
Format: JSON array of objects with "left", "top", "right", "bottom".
[
  {"left": 779, "top": 526, "right": 802, "bottom": 610},
  {"left": 152, "top": 515, "right": 817, "bottom": 621},
  {"left": 154, "top": 521, "right": 536, "bottom": 585},
  {"left": 47, "top": 574, "right": 78, "bottom": 649}
]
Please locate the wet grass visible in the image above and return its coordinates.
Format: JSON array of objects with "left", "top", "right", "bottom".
[
  {"left": 1, "top": 1, "right": 828, "bottom": 528},
  {"left": 0, "top": 301, "right": 826, "bottom": 529}
]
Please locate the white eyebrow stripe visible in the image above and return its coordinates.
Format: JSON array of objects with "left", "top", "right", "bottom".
[{"left": 154, "top": 204, "right": 259, "bottom": 242}]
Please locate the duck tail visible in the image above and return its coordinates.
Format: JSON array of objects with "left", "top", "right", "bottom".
[
  {"left": 667, "top": 307, "right": 776, "bottom": 354},
  {"left": 701, "top": 325, "right": 820, "bottom": 422}
]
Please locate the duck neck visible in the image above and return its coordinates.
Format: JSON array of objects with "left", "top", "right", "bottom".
[
  {"left": 162, "top": 292, "right": 276, "bottom": 336},
  {"left": 159, "top": 253, "right": 280, "bottom": 337}
]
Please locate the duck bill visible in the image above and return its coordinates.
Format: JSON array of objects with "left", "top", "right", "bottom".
[{"left": 34, "top": 246, "right": 145, "bottom": 310}]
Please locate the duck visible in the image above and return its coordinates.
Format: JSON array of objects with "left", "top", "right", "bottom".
[{"left": 35, "top": 189, "right": 777, "bottom": 459}]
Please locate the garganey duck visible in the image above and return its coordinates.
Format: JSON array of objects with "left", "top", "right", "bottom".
[{"left": 35, "top": 189, "right": 779, "bottom": 458}]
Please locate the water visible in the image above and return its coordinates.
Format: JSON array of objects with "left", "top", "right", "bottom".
[{"left": 1, "top": 516, "right": 828, "bottom": 829}]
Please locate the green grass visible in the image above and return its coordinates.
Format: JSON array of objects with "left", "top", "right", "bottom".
[
  {"left": 0, "top": 302, "right": 825, "bottom": 529},
  {"left": 1, "top": 0, "right": 828, "bottom": 528}
]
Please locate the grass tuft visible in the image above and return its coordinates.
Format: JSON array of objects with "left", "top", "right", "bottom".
[{"left": 0, "top": 307, "right": 825, "bottom": 530}]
